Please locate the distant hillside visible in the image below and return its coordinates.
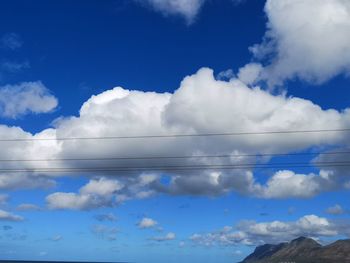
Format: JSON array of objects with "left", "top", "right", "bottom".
[{"left": 239, "top": 236, "right": 350, "bottom": 263}]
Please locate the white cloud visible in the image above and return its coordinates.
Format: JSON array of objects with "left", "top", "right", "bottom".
[
  {"left": 46, "top": 174, "right": 159, "bottom": 210},
  {"left": 46, "top": 192, "right": 99, "bottom": 210},
  {"left": 237, "top": 63, "right": 263, "bottom": 85},
  {"left": 250, "top": 0, "right": 350, "bottom": 86},
  {"left": 80, "top": 177, "right": 124, "bottom": 196},
  {"left": 0, "top": 81, "right": 58, "bottom": 118},
  {"left": 190, "top": 214, "right": 343, "bottom": 247},
  {"left": 0, "top": 126, "right": 59, "bottom": 190},
  {"left": 254, "top": 170, "right": 333, "bottom": 199},
  {"left": 138, "top": 217, "right": 158, "bottom": 229},
  {"left": 0, "top": 67, "right": 350, "bottom": 201},
  {"left": 295, "top": 215, "right": 336, "bottom": 236},
  {"left": 141, "top": 0, "right": 205, "bottom": 24},
  {"left": 46, "top": 177, "right": 123, "bottom": 210},
  {"left": 151, "top": 232, "right": 176, "bottom": 241},
  {"left": 138, "top": 0, "right": 246, "bottom": 24},
  {"left": 216, "top": 69, "right": 235, "bottom": 80},
  {"left": 326, "top": 204, "right": 345, "bottom": 215},
  {"left": 0, "top": 174, "right": 56, "bottom": 190},
  {"left": 0, "top": 209, "right": 23, "bottom": 222}
]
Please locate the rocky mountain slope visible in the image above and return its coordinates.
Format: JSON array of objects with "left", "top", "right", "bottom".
[{"left": 239, "top": 236, "right": 350, "bottom": 263}]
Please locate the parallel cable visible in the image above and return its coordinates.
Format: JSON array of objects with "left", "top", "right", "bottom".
[
  {"left": 0, "top": 128, "right": 350, "bottom": 142},
  {"left": 0, "top": 161, "right": 349, "bottom": 173},
  {"left": 0, "top": 150, "right": 348, "bottom": 162}
]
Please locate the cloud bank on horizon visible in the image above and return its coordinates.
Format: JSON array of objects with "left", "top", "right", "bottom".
[{"left": 190, "top": 214, "right": 350, "bottom": 247}]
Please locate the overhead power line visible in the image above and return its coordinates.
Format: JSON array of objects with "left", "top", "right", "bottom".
[
  {"left": 0, "top": 161, "right": 349, "bottom": 173},
  {"left": 0, "top": 128, "right": 350, "bottom": 142},
  {"left": 0, "top": 150, "right": 349, "bottom": 162}
]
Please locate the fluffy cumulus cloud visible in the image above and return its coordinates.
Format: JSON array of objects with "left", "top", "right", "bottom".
[
  {"left": 46, "top": 177, "right": 123, "bottom": 210},
  {"left": 45, "top": 174, "right": 160, "bottom": 210},
  {"left": 46, "top": 192, "right": 97, "bottom": 210},
  {"left": 0, "top": 126, "right": 59, "bottom": 190},
  {"left": 80, "top": 177, "right": 123, "bottom": 196},
  {"left": 253, "top": 170, "right": 334, "bottom": 199},
  {"left": 249, "top": 0, "right": 350, "bottom": 86},
  {"left": 0, "top": 81, "right": 58, "bottom": 118},
  {"left": 190, "top": 214, "right": 346, "bottom": 247},
  {"left": 137, "top": 217, "right": 158, "bottom": 229},
  {"left": 141, "top": 0, "right": 205, "bottom": 24},
  {"left": 0, "top": 68, "right": 350, "bottom": 204}
]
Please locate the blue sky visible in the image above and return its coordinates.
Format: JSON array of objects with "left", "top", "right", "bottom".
[{"left": 0, "top": 0, "right": 350, "bottom": 262}]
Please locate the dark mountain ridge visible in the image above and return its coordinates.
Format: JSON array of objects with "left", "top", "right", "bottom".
[{"left": 239, "top": 236, "right": 350, "bottom": 263}]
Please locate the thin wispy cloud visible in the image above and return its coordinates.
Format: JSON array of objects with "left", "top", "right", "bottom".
[
  {"left": 139, "top": 0, "right": 205, "bottom": 24},
  {"left": 91, "top": 224, "right": 118, "bottom": 241},
  {"left": 151, "top": 232, "right": 176, "bottom": 242},
  {"left": 1, "top": 60, "right": 30, "bottom": 73},
  {"left": 0, "top": 209, "right": 24, "bottom": 222},
  {"left": 94, "top": 213, "right": 118, "bottom": 222},
  {"left": 16, "top": 204, "right": 41, "bottom": 212},
  {"left": 51, "top": 235, "right": 63, "bottom": 241},
  {"left": 0, "top": 33, "right": 22, "bottom": 50},
  {"left": 326, "top": 204, "right": 345, "bottom": 215}
]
